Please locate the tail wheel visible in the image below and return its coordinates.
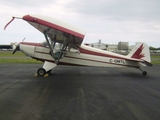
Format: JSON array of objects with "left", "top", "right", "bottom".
[
  {"left": 142, "top": 71, "right": 147, "bottom": 76},
  {"left": 138, "top": 67, "right": 147, "bottom": 76},
  {"left": 37, "top": 68, "right": 46, "bottom": 76}
]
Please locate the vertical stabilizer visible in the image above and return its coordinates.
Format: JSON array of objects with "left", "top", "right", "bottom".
[{"left": 127, "top": 43, "right": 151, "bottom": 63}]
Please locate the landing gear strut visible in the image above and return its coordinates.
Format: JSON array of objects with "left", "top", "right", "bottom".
[
  {"left": 138, "top": 67, "right": 147, "bottom": 75},
  {"left": 35, "top": 61, "right": 57, "bottom": 77}
]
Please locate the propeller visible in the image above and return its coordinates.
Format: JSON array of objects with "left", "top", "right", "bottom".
[
  {"left": 12, "top": 38, "right": 25, "bottom": 54},
  {"left": 12, "top": 43, "right": 20, "bottom": 54}
]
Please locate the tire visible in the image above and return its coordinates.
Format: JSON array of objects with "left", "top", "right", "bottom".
[
  {"left": 142, "top": 71, "right": 147, "bottom": 76},
  {"left": 37, "top": 68, "right": 46, "bottom": 76}
]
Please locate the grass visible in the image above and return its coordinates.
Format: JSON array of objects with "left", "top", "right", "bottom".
[
  {"left": 0, "top": 58, "right": 42, "bottom": 64},
  {"left": 0, "top": 51, "right": 160, "bottom": 64},
  {"left": 0, "top": 51, "right": 42, "bottom": 64},
  {"left": 151, "top": 54, "right": 160, "bottom": 64},
  {"left": 0, "top": 51, "right": 25, "bottom": 57}
]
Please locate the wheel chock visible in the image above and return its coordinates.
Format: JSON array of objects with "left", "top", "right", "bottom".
[
  {"left": 35, "top": 73, "right": 38, "bottom": 77},
  {"left": 44, "top": 73, "right": 49, "bottom": 77}
]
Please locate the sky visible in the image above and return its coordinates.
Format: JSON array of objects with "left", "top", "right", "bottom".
[{"left": 1, "top": 0, "right": 160, "bottom": 47}]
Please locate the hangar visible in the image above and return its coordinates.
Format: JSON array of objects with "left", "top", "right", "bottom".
[{"left": 0, "top": 45, "right": 13, "bottom": 50}]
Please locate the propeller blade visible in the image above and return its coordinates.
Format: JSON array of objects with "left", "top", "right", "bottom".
[
  {"left": 12, "top": 44, "right": 20, "bottom": 54},
  {"left": 22, "top": 37, "right": 25, "bottom": 42}
]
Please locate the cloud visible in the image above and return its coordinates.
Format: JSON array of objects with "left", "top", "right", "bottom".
[
  {"left": 66, "top": 0, "right": 160, "bottom": 22},
  {"left": 1, "top": 0, "right": 160, "bottom": 47}
]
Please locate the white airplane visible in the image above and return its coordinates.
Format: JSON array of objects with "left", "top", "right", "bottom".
[{"left": 4, "top": 14, "right": 152, "bottom": 77}]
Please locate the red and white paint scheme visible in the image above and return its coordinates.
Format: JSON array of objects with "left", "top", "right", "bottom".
[{"left": 4, "top": 14, "right": 152, "bottom": 76}]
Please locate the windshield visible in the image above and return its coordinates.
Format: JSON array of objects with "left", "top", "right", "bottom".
[{"left": 41, "top": 41, "right": 79, "bottom": 54}]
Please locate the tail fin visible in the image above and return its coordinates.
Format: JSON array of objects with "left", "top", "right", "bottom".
[{"left": 127, "top": 43, "right": 151, "bottom": 63}]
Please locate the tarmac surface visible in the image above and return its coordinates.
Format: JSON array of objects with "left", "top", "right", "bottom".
[{"left": 0, "top": 64, "right": 160, "bottom": 120}]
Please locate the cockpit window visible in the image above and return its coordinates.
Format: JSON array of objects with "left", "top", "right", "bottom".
[{"left": 41, "top": 41, "right": 79, "bottom": 54}]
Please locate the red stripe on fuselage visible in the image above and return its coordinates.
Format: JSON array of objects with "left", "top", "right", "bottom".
[
  {"left": 79, "top": 47, "right": 126, "bottom": 59},
  {"left": 32, "top": 56, "right": 137, "bottom": 68},
  {"left": 20, "top": 42, "right": 42, "bottom": 47}
]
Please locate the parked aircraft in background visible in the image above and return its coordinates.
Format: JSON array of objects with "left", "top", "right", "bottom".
[{"left": 4, "top": 14, "right": 152, "bottom": 77}]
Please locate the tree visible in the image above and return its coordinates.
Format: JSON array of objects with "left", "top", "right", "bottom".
[{"left": 149, "top": 46, "right": 156, "bottom": 50}]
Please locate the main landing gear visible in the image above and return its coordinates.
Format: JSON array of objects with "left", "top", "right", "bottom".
[
  {"left": 138, "top": 67, "right": 147, "bottom": 75},
  {"left": 35, "top": 68, "right": 52, "bottom": 77},
  {"left": 35, "top": 68, "right": 48, "bottom": 77},
  {"left": 35, "top": 61, "right": 57, "bottom": 77}
]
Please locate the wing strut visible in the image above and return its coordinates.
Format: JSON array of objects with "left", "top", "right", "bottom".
[
  {"left": 57, "top": 39, "right": 68, "bottom": 63},
  {"left": 44, "top": 29, "right": 58, "bottom": 63},
  {"left": 43, "top": 29, "right": 69, "bottom": 64}
]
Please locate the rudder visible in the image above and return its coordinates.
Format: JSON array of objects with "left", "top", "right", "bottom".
[{"left": 127, "top": 43, "right": 151, "bottom": 63}]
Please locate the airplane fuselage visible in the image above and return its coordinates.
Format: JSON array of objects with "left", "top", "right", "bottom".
[{"left": 19, "top": 42, "right": 140, "bottom": 68}]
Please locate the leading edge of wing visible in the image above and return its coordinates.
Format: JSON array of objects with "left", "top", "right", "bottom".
[{"left": 22, "top": 14, "right": 86, "bottom": 39}]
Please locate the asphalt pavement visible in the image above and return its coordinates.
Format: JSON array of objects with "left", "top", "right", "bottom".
[{"left": 0, "top": 64, "right": 160, "bottom": 120}]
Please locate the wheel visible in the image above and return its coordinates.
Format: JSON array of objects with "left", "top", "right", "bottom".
[
  {"left": 37, "top": 68, "right": 46, "bottom": 76},
  {"left": 142, "top": 71, "right": 147, "bottom": 75}
]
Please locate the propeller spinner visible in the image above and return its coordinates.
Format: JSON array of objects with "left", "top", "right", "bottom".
[{"left": 12, "top": 38, "right": 25, "bottom": 54}]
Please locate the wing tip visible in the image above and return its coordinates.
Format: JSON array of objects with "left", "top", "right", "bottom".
[{"left": 4, "top": 16, "right": 22, "bottom": 30}]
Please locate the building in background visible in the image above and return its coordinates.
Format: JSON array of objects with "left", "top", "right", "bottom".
[
  {"left": 129, "top": 45, "right": 135, "bottom": 51},
  {"left": 0, "top": 44, "right": 13, "bottom": 50},
  {"left": 86, "top": 40, "right": 107, "bottom": 50},
  {"left": 118, "top": 41, "right": 129, "bottom": 51},
  {"left": 85, "top": 40, "right": 129, "bottom": 52},
  {"left": 0, "top": 42, "right": 17, "bottom": 50},
  {"left": 106, "top": 44, "right": 118, "bottom": 52},
  {"left": 85, "top": 40, "right": 118, "bottom": 52}
]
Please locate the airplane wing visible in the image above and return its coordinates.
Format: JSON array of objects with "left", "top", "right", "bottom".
[
  {"left": 22, "top": 14, "right": 86, "bottom": 46},
  {"left": 4, "top": 14, "right": 86, "bottom": 64}
]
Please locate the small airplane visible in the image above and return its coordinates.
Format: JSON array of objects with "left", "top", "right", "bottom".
[{"left": 4, "top": 14, "right": 152, "bottom": 77}]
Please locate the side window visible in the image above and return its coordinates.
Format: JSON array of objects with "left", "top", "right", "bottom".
[{"left": 68, "top": 44, "right": 80, "bottom": 54}]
